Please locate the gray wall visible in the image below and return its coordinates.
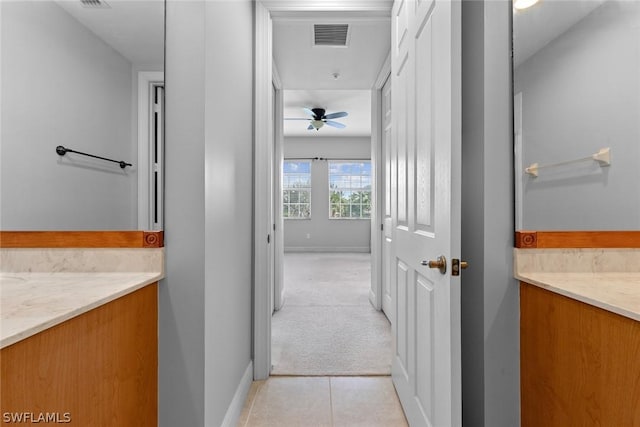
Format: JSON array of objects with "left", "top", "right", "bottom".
[
  {"left": 461, "top": 1, "right": 519, "bottom": 426},
  {"left": 515, "top": 1, "right": 640, "bottom": 230},
  {"left": 162, "top": 3, "right": 205, "bottom": 425},
  {"left": 162, "top": 1, "right": 253, "bottom": 426},
  {"left": 284, "top": 136, "right": 371, "bottom": 252},
  {"left": 1, "top": 1, "right": 136, "bottom": 230}
]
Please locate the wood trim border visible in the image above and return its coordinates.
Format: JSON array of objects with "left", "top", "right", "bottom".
[
  {"left": 515, "top": 230, "right": 640, "bottom": 249},
  {"left": 0, "top": 231, "right": 164, "bottom": 248},
  {"left": 515, "top": 231, "right": 538, "bottom": 248}
]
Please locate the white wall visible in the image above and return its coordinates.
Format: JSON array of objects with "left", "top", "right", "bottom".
[
  {"left": 162, "top": 1, "right": 253, "bottom": 426},
  {"left": 461, "top": 1, "right": 519, "bottom": 426},
  {"left": 284, "top": 136, "right": 371, "bottom": 252},
  {"left": 0, "top": 1, "right": 136, "bottom": 230},
  {"left": 203, "top": 1, "right": 253, "bottom": 424},
  {"left": 515, "top": 1, "right": 640, "bottom": 230},
  {"left": 162, "top": 2, "right": 205, "bottom": 424}
]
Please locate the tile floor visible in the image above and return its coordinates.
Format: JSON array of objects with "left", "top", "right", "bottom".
[{"left": 238, "top": 376, "right": 408, "bottom": 427}]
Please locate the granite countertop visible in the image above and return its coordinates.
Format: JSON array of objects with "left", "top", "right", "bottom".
[
  {"left": 1, "top": 272, "right": 162, "bottom": 349},
  {"left": 514, "top": 248, "right": 640, "bottom": 322}
]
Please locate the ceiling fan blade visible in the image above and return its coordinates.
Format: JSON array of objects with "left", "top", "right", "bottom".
[
  {"left": 284, "top": 118, "right": 311, "bottom": 120},
  {"left": 325, "top": 120, "right": 346, "bottom": 129},
  {"left": 303, "top": 108, "right": 315, "bottom": 117},
  {"left": 307, "top": 124, "right": 314, "bottom": 130},
  {"left": 324, "top": 111, "right": 348, "bottom": 120}
]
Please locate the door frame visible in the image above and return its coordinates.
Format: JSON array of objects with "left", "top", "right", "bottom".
[
  {"left": 253, "top": 0, "right": 392, "bottom": 380},
  {"left": 254, "top": 1, "right": 273, "bottom": 380},
  {"left": 514, "top": 91, "right": 523, "bottom": 229},
  {"left": 273, "top": 65, "right": 285, "bottom": 312},
  {"left": 369, "top": 53, "right": 391, "bottom": 311},
  {"left": 137, "top": 71, "right": 165, "bottom": 230}
]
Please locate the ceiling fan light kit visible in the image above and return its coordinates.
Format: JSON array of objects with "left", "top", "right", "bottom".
[{"left": 285, "top": 107, "right": 349, "bottom": 131}]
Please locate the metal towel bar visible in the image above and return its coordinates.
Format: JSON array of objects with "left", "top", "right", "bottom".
[
  {"left": 525, "top": 147, "right": 610, "bottom": 177},
  {"left": 56, "top": 145, "right": 132, "bottom": 169}
]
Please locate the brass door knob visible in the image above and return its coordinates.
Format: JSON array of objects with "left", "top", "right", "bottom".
[
  {"left": 460, "top": 261, "right": 469, "bottom": 269},
  {"left": 421, "top": 255, "right": 447, "bottom": 274}
]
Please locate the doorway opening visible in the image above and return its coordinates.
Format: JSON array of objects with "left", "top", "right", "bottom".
[{"left": 268, "top": 13, "right": 392, "bottom": 377}]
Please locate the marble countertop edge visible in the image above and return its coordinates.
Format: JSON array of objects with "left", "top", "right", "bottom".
[
  {"left": 1, "top": 272, "right": 163, "bottom": 349},
  {"left": 515, "top": 271, "right": 640, "bottom": 322}
]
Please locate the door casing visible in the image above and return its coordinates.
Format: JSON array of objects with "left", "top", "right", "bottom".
[
  {"left": 253, "top": 0, "right": 392, "bottom": 380},
  {"left": 137, "top": 71, "right": 165, "bottom": 230}
]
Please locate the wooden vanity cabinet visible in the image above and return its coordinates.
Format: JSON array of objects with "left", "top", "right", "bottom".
[
  {"left": 520, "top": 282, "right": 640, "bottom": 426},
  {"left": 0, "top": 283, "right": 158, "bottom": 426}
]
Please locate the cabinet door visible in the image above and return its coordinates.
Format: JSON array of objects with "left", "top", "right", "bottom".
[
  {"left": 521, "top": 282, "right": 640, "bottom": 426},
  {"left": 1, "top": 284, "right": 158, "bottom": 425}
]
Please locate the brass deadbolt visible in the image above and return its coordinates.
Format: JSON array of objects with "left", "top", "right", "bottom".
[{"left": 451, "top": 258, "right": 469, "bottom": 276}]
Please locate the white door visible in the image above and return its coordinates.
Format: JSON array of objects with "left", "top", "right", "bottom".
[
  {"left": 381, "top": 74, "right": 394, "bottom": 322},
  {"left": 390, "top": 0, "right": 461, "bottom": 425}
]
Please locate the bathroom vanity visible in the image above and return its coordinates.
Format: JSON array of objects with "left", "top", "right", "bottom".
[
  {"left": 511, "top": 1, "right": 640, "bottom": 424},
  {"left": 0, "top": 231, "right": 164, "bottom": 426},
  {"left": 515, "top": 232, "right": 640, "bottom": 426}
]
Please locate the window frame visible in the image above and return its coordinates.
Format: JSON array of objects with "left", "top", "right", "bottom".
[
  {"left": 282, "top": 159, "right": 312, "bottom": 220},
  {"left": 328, "top": 160, "right": 372, "bottom": 220}
]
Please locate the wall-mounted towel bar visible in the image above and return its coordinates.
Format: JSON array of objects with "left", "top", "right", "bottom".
[
  {"left": 284, "top": 157, "right": 370, "bottom": 161},
  {"left": 56, "top": 145, "right": 132, "bottom": 169},
  {"left": 525, "top": 147, "right": 611, "bottom": 177}
]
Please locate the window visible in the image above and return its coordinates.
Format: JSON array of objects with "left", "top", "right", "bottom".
[
  {"left": 329, "top": 161, "right": 372, "bottom": 219},
  {"left": 283, "top": 160, "right": 311, "bottom": 218}
]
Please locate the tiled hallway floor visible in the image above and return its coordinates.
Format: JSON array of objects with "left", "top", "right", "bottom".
[{"left": 238, "top": 376, "right": 408, "bottom": 427}]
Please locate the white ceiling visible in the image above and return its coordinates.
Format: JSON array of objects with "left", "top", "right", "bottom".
[
  {"left": 274, "top": 17, "right": 390, "bottom": 90},
  {"left": 55, "top": 0, "right": 164, "bottom": 66},
  {"left": 513, "top": 0, "right": 606, "bottom": 67},
  {"left": 273, "top": 12, "right": 390, "bottom": 137},
  {"left": 284, "top": 90, "right": 371, "bottom": 137}
]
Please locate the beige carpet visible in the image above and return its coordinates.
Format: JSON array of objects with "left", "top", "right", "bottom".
[{"left": 271, "top": 253, "right": 392, "bottom": 376}]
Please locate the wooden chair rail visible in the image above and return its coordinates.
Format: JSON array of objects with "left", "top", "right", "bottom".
[
  {"left": 515, "top": 230, "right": 640, "bottom": 249},
  {"left": 0, "top": 231, "right": 163, "bottom": 248}
]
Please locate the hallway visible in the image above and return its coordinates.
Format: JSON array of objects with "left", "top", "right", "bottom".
[
  {"left": 240, "top": 252, "right": 406, "bottom": 425},
  {"left": 271, "top": 253, "right": 392, "bottom": 375}
]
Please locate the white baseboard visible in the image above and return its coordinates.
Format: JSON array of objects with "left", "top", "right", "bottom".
[
  {"left": 284, "top": 246, "right": 370, "bottom": 253},
  {"left": 220, "top": 361, "right": 253, "bottom": 427},
  {"left": 369, "top": 289, "right": 380, "bottom": 310}
]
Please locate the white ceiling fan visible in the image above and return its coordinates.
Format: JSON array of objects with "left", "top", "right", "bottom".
[{"left": 285, "top": 107, "right": 348, "bottom": 131}]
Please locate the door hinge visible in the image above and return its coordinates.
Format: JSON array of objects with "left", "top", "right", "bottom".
[
  {"left": 381, "top": 223, "right": 384, "bottom": 231},
  {"left": 267, "top": 234, "right": 270, "bottom": 244},
  {"left": 273, "top": 223, "right": 276, "bottom": 231}
]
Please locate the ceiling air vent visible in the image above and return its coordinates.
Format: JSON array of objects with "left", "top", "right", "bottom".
[
  {"left": 80, "top": 0, "right": 111, "bottom": 8},
  {"left": 314, "top": 24, "right": 350, "bottom": 47}
]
